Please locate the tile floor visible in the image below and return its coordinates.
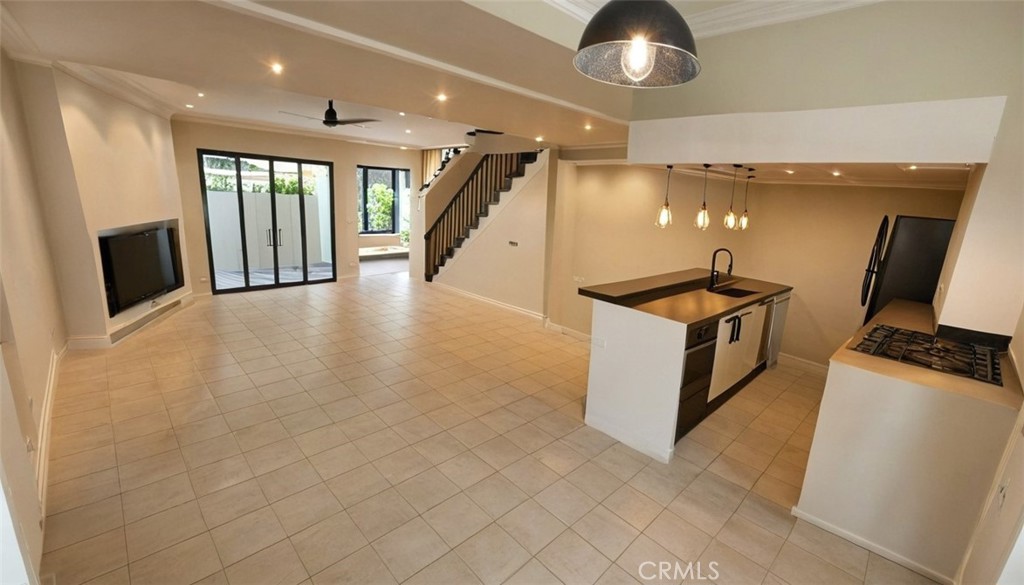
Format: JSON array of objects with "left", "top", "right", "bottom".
[{"left": 40, "top": 272, "right": 938, "bottom": 585}]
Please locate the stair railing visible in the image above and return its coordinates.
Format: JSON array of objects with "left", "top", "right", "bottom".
[{"left": 423, "top": 152, "right": 525, "bottom": 281}]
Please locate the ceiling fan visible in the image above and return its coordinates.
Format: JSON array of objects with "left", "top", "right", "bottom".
[{"left": 279, "top": 99, "right": 379, "bottom": 128}]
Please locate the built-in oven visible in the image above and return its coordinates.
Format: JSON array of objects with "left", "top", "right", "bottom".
[{"left": 675, "top": 322, "right": 718, "bottom": 442}]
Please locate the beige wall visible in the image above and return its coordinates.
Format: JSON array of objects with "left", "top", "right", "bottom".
[
  {"left": 169, "top": 120, "right": 419, "bottom": 293},
  {"left": 0, "top": 50, "right": 68, "bottom": 578},
  {"left": 547, "top": 164, "right": 963, "bottom": 365}
]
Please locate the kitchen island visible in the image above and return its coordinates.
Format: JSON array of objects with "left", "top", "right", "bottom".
[
  {"left": 794, "top": 299, "right": 1022, "bottom": 584},
  {"left": 579, "top": 269, "right": 792, "bottom": 462}
]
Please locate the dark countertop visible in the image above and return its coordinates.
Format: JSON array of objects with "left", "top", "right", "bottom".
[{"left": 579, "top": 270, "right": 793, "bottom": 328}]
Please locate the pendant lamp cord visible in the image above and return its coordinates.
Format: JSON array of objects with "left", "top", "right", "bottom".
[
  {"left": 664, "top": 165, "right": 673, "bottom": 205},
  {"left": 702, "top": 164, "right": 709, "bottom": 204},
  {"left": 730, "top": 165, "right": 739, "bottom": 208}
]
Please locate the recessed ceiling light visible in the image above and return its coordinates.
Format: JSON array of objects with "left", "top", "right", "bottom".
[
  {"left": 197, "top": 92, "right": 205, "bottom": 98},
  {"left": 270, "top": 63, "right": 283, "bottom": 74},
  {"left": 405, "top": 129, "right": 412, "bottom": 134},
  {"left": 185, "top": 104, "right": 194, "bottom": 109},
  {"left": 535, "top": 136, "right": 544, "bottom": 142},
  {"left": 832, "top": 170, "right": 841, "bottom": 177},
  {"left": 436, "top": 93, "right": 447, "bottom": 102},
  {"left": 584, "top": 123, "right": 592, "bottom": 130},
  {"left": 399, "top": 112, "right": 406, "bottom": 116},
  {"left": 909, "top": 165, "right": 918, "bottom": 170},
  {"left": 400, "top": 146, "right": 408, "bottom": 150},
  {"left": 784, "top": 169, "right": 795, "bottom": 175}
]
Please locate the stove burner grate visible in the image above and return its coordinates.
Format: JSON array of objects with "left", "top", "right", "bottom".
[{"left": 853, "top": 325, "right": 1002, "bottom": 386}]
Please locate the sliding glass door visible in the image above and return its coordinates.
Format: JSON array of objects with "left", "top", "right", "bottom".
[{"left": 199, "top": 150, "right": 336, "bottom": 293}]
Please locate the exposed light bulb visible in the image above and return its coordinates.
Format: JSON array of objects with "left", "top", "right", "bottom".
[
  {"left": 694, "top": 205, "right": 710, "bottom": 230},
  {"left": 738, "top": 211, "right": 749, "bottom": 230},
  {"left": 656, "top": 204, "right": 672, "bottom": 228},
  {"left": 621, "top": 37, "right": 656, "bottom": 82},
  {"left": 724, "top": 209, "right": 738, "bottom": 230}
]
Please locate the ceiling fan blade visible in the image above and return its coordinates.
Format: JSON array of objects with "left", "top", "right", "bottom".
[
  {"left": 279, "top": 110, "right": 322, "bottom": 121},
  {"left": 337, "top": 118, "right": 380, "bottom": 125}
]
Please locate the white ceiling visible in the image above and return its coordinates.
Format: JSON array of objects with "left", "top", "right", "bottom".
[{"left": 1, "top": 0, "right": 969, "bottom": 190}]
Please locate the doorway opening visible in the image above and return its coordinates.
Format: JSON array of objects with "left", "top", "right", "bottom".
[{"left": 356, "top": 165, "right": 410, "bottom": 276}]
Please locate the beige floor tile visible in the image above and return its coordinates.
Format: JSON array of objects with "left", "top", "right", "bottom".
[
  {"left": 456, "top": 524, "right": 531, "bottom": 585},
  {"left": 181, "top": 434, "right": 241, "bottom": 470},
  {"left": 128, "top": 532, "right": 222, "bottom": 585},
  {"left": 595, "top": 564, "right": 643, "bottom": 585},
  {"left": 243, "top": 437, "right": 304, "bottom": 476},
  {"left": 233, "top": 419, "right": 290, "bottom": 452},
  {"left": 405, "top": 551, "right": 483, "bottom": 585},
  {"left": 311, "top": 545, "right": 396, "bottom": 585},
  {"left": 538, "top": 529, "right": 611, "bottom": 585},
  {"left": 371, "top": 517, "right": 450, "bottom": 581},
  {"left": 42, "top": 528, "right": 126, "bottom": 585},
  {"left": 372, "top": 446, "right": 433, "bottom": 484},
  {"left": 437, "top": 452, "right": 495, "bottom": 489},
  {"left": 496, "top": 499, "right": 567, "bottom": 555},
  {"left": 717, "top": 514, "right": 785, "bottom": 568},
  {"left": 414, "top": 431, "right": 469, "bottom": 465},
  {"left": 503, "top": 422, "right": 557, "bottom": 453},
  {"left": 215, "top": 389, "right": 265, "bottom": 413},
  {"left": 536, "top": 478, "right": 598, "bottom": 525},
  {"left": 280, "top": 407, "right": 331, "bottom": 436},
  {"left": 49, "top": 425, "right": 115, "bottom": 461},
  {"left": 499, "top": 454, "right": 560, "bottom": 496},
  {"left": 43, "top": 495, "right": 124, "bottom": 554},
  {"left": 396, "top": 468, "right": 459, "bottom": 513},
  {"left": 787, "top": 520, "right": 869, "bottom": 580},
  {"left": 223, "top": 539, "right": 307, "bottom": 585},
  {"left": 615, "top": 535, "right": 684, "bottom": 584},
  {"left": 198, "top": 478, "right": 268, "bottom": 528},
  {"left": 114, "top": 429, "right": 178, "bottom": 466},
  {"left": 49, "top": 445, "right": 118, "bottom": 486},
  {"left": 604, "top": 485, "right": 663, "bottom": 531},
  {"left": 224, "top": 403, "right": 277, "bottom": 431},
  {"left": 125, "top": 500, "right": 207, "bottom": 562},
  {"left": 751, "top": 474, "right": 801, "bottom": 510},
  {"left": 764, "top": 458, "right": 806, "bottom": 489},
  {"left": 324, "top": 463, "right": 390, "bottom": 508},
  {"left": 593, "top": 444, "right": 649, "bottom": 481},
  {"left": 46, "top": 469, "right": 122, "bottom": 516},
  {"left": 865, "top": 552, "right": 940, "bottom": 585},
  {"left": 307, "top": 442, "right": 369, "bottom": 480},
  {"left": 352, "top": 427, "right": 407, "bottom": 460},
  {"left": 465, "top": 472, "right": 529, "bottom": 519},
  {"left": 118, "top": 450, "right": 186, "bottom": 492},
  {"left": 257, "top": 459, "right": 321, "bottom": 502},
  {"left": 174, "top": 415, "right": 231, "bottom": 446},
  {"left": 572, "top": 505, "right": 640, "bottom": 559},
  {"left": 707, "top": 454, "right": 763, "bottom": 490},
  {"left": 210, "top": 506, "right": 287, "bottom": 566},
  {"left": 290, "top": 511, "right": 368, "bottom": 575},
  {"left": 189, "top": 453, "right": 254, "bottom": 497},
  {"left": 535, "top": 440, "right": 590, "bottom": 476},
  {"left": 422, "top": 493, "right": 492, "bottom": 547},
  {"left": 292, "top": 424, "right": 348, "bottom": 457},
  {"left": 668, "top": 471, "right": 748, "bottom": 536},
  {"left": 347, "top": 488, "right": 418, "bottom": 541},
  {"left": 644, "top": 509, "right": 712, "bottom": 562},
  {"left": 628, "top": 465, "right": 692, "bottom": 507},
  {"left": 735, "top": 493, "right": 796, "bottom": 539},
  {"left": 699, "top": 539, "right": 767, "bottom": 585},
  {"left": 271, "top": 483, "right": 341, "bottom": 535},
  {"left": 80, "top": 566, "right": 130, "bottom": 585},
  {"left": 472, "top": 435, "right": 527, "bottom": 470},
  {"left": 770, "top": 542, "right": 861, "bottom": 585}
]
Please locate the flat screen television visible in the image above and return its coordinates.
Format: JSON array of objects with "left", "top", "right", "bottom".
[{"left": 99, "top": 227, "right": 184, "bottom": 317}]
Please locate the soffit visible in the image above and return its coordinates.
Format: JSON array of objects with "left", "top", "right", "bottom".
[{"left": 665, "top": 162, "right": 972, "bottom": 191}]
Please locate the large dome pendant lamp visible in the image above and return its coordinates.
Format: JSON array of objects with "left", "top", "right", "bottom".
[
  {"left": 574, "top": 0, "right": 700, "bottom": 88},
  {"left": 724, "top": 164, "right": 741, "bottom": 230},
  {"left": 694, "top": 164, "right": 711, "bottom": 230},
  {"left": 656, "top": 165, "right": 674, "bottom": 228}
]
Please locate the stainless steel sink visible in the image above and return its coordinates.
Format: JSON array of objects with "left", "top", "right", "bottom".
[{"left": 712, "top": 287, "right": 759, "bottom": 298}]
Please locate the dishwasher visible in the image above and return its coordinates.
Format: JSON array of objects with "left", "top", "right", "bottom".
[{"left": 675, "top": 322, "right": 718, "bottom": 442}]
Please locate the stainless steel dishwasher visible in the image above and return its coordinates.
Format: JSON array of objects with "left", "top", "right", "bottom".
[{"left": 675, "top": 322, "right": 718, "bottom": 442}]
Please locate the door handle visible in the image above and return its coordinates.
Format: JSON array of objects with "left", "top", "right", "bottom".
[
  {"left": 266, "top": 228, "right": 272, "bottom": 247},
  {"left": 278, "top": 228, "right": 283, "bottom": 247}
]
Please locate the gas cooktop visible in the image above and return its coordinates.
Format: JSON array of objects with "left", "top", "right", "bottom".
[{"left": 852, "top": 324, "right": 1002, "bottom": 386}]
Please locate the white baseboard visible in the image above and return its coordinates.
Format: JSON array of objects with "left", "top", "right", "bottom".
[
  {"left": 791, "top": 506, "right": 954, "bottom": 585},
  {"left": 542, "top": 320, "right": 591, "bottom": 341},
  {"left": 777, "top": 352, "right": 829, "bottom": 377},
  {"left": 66, "top": 336, "right": 111, "bottom": 350},
  {"left": 429, "top": 281, "right": 544, "bottom": 321},
  {"left": 36, "top": 342, "right": 66, "bottom": 519}
]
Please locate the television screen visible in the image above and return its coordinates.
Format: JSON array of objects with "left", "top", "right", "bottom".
[{"left": 99, "top": 227, "right": 184, "bottom": 317}]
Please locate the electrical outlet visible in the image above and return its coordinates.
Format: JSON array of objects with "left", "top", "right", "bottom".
[{"left": 200, "top": 277, "right": 209, "bottom": 282}]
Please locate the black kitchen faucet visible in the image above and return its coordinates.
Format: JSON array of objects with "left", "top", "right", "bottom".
[{"left": 709, "top": 247, "right": 733, "bottom": 289}]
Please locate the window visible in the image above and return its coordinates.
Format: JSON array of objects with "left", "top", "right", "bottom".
[{"left": 357, "top": 166, "right": 410, "bottom": 234}]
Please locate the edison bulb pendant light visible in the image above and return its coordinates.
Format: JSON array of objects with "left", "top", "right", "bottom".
[
  {"left": 656, "top": 165, "right": 673, "bottom": 228},
  {"left": 694, "top": 163, "right": 711, "bottom": 230},
  {"left": 724, "top": 164, "right": 740, "bottom": 230},
  {"left": 738, "top": 171, "right": 753, "bottom": 230}
]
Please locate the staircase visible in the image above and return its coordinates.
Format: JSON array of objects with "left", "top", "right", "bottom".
[{"left": 424, "top": 151, "right": 539, "bottom": 282}]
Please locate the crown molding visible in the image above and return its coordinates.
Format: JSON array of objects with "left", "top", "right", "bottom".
[
  {"left": 55, "top": 62, "right": 177, "bottom": 119},
  {"left": 541, "top": 0, "right": 883, "bottom": 39},
  {"left": 207, "top": 0, "right": 626, "bottom": 126}
]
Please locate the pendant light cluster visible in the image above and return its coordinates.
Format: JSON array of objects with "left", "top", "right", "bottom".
[{"left": 656, "top": 163, "right": 755, "bottom": 231}]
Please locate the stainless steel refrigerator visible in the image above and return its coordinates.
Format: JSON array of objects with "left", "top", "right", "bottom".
[{"left": 861, "top": 215, "right": 956, "bottom": 324}]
